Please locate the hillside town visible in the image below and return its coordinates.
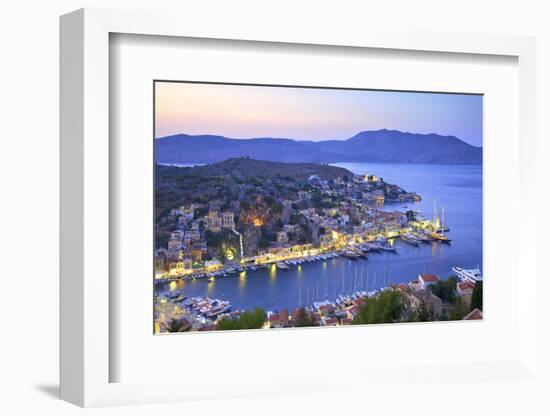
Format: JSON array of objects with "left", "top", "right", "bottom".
[{"left": 153, "top": 158, "right": 449, "bottom": 282}]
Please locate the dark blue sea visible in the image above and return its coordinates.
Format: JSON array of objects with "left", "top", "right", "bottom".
[{"left": 159, "top": 163, "right": 482, "bottom": 312}]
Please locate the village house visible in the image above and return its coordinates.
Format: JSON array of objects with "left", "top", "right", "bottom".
[
  {"left": 221, "top": 211, "right": 235, "bottom": 229},
  {"left": 457, "top": 281, "right": 475, "bottom": 307},
  {"left": 191, "top": 241, "right": 207, "bottom": 262},
  {"left": 204, "top": 259, "right": 222, "bottom": 271},
  {"left": 183, "top": 229, "right": 201, "bottom": 245},
  {"left": 171, "top": 230, "right": 184, "bottom": 240},
  {"left": 283, "top": 223, "right": 300, "bottom": 233},
  {"left": 418, "top": 273, "right": 440, "bottom": 289},
  {"left": 167, "top": 238, "right": 182, "bottom": 251},
  {"left": 167, "top": 260, "right": 185, "bottom": 277},
  {"left": 268, "top": 309, "right": 290, "bottom": 328},
  {"left": 297, "top": 190, "right": 311, "bottom": 201},
  {"left": 276, "top": 231, "right": 289, "bottom": 244},
  {"left": 182, "top": 257, "right": 193, "bottom": 271},
  {"left": 207, "top": 209, "right": 223, "bottom": 232},
  {"left": 154, "top": 255, "right": 165, "bottom": 279},
  {"left": 408, "top": 289, "right": 443, "bottom": 317},
  {"left": 268, "top": 312, "right": 281, "bottom": 328}
]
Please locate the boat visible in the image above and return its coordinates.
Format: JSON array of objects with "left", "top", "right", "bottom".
[
  {"left": 452, "top": 266, "right": 483, "bottom": 283},
  {"left": 430, "top": 233, "right": 451, "bottom": 244},
  {"left": 342, "top": 251, "right": 360, "bottom": 260},
  {"left": 276, "top": 262, "right": 290, "bottom": 270},
  {"left": 174, "top": 294, "right": 186, "bottom": 302},
  {"left": 401, "top": 234, "right": 420, "bottom": 246},
  {"left": 379, "top": 244, "right": 397, "bottom": 253},
  {"left": 167, "top": 291, "right": 181, "bottom": 299},
  {"left": 369, "top": 242, "right": 384, "bottom": 251},
  {"left": 431, "top": 205, "right": 452, "bottom": 243}
]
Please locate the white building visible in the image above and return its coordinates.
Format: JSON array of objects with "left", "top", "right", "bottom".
[{"left": 418, "top": 273, "right": 440, "bottom": 289}]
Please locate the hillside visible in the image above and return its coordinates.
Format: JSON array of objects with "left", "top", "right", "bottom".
[
  {"left": 173, "top": 157, "right": 354, "bottom": 182},
  {"left": 155, "top": 129, "right": 482, "bottom": 165}
]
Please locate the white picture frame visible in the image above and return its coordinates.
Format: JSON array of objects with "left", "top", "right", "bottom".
[{"left": 60, "top": 7, "right": 539, "bottom": 408}]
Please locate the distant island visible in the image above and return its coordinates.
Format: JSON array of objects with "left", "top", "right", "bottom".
[{"left": 155, "top": 129, "right": 482, "bottom": 165}]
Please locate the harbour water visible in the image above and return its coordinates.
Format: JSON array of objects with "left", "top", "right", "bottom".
[{"left": 158, "top": 163, "right": 482, "bottom": 312}]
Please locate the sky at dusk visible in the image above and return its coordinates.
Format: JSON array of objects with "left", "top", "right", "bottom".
[{"left": 155, "top": 82, "right": 483, "bottom": 147}]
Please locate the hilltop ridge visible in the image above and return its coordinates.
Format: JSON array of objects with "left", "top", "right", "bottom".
[{"left": 155, "top": 129, "right": 482, "bottom": 165}]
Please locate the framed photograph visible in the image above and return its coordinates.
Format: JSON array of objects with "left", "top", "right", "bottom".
[{"left": 60, "top": 8, "right": 539, "bottom": 408}]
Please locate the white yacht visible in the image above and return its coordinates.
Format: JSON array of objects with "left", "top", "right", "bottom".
[{"left": 452, "top": 266, "right": 483, "bottom": 284}]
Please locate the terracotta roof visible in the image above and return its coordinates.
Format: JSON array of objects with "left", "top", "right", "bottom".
[
  {"left": 463, "top": 308, "right": 483, "bottom": 320},
  {"left": 420, "top": 274, "right": 440, "bottom": 282}
]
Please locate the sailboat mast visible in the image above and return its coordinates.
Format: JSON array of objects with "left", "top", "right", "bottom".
[{"left": 442, "top": 207, "right": 445, "bottom": 235}]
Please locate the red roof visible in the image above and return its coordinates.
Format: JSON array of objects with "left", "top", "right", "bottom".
[
  {"left": 291, "top": 308, "right": 302, "bottom": 320},
  {"left": 420, "top": 274, "right": 440, "bottom": 282},
  {"left": 269, "top": 313, "right": 280, "bottom": 322}
]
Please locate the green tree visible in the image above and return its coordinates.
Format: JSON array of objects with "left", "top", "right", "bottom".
[
  {"left": 352, "top": 291, "right": 404, "bottom": 325},
  {"left": 217, "top": 308, "right": 266, "bottom": 330},
  {"left": 238, "top": 308, "right": 266, "bottom": 329},
  {"left": 430, "top": 277, "right": 457, "bottom": 304},
  {"left": 258, "top": 236, "right": 271, "bottom": 249},
  {"left": 216, "top": 318, "right": 238, "bottom": 331},
  {"left": 449, "top": 298, "right": 469, "bottom": 321},
  {"left": 406, "top": 309, "right": 418, "bottom": 322},
  {"left": 416, "top": 301, "right": 435, "bottom": 322},
  {"left": 471, "top": 281, "right": 483, "bottom": 311}
]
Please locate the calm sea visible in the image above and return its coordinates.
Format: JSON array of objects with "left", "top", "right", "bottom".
[{"left": 158, "top": 162, "right": 482, "bottom": 312}]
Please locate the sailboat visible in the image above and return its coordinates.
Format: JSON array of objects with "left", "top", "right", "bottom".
[{"left": 431, "top": 206, "right": 452, "bottom": 244}]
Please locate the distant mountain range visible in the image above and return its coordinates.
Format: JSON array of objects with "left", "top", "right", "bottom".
[{"left": 155, "top": 129, "right": 482, "bottom": 165}]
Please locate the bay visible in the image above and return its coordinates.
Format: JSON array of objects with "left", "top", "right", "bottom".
[{"left": 159, "top": 162, "right": 483, "bottom": 312}]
